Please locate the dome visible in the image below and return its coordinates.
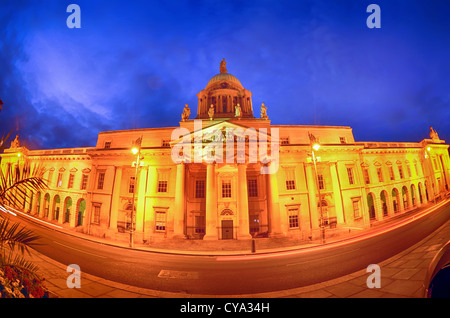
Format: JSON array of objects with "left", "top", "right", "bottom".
[{"left": 206, "top": 73, "right": 243, "bottom": 89}]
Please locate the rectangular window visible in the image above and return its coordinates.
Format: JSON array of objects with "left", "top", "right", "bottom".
[
  {"left": 347, "top": 167, "right": 354, "bottom": 185},
  {"left": 47, "top": 170, "right": 54, "bottom": 187},
  {"left": 158, "top": 181, "right": 168, "bottom": 193},
  {"left": 377, "top": 167, "right": 383, "bottom": 183},
  {"left": 339, "top": 137, "right": 347, "bottom": 144},
  {"left": 129, "top": 176, "right": 136, "bottom": 194},
  {"left": 352, "top": 199, "right": 361, "bottom": 219},
  {"left": 249, "top": 214, "right": 260, "bottom": 233},
  {"left": 288, "top": 207, "right": 299, "bottom": 229},
  {"left": 222, "top": 180, "right": 232, "bottom": 198},
  {"left": 104, "top": 141, "right": 111, "bottom": 149},
  {"left": 81, "top": 174, "right": 89, "bottom": 190},
  {"left": 155, "top": 211, "right": 166, "bottom": 231},
  {"left": 92, "top": 203, "right": 101, "bottom": 224},
  {"left": 280, "top": 137, "right": 290, "bottom": 145},
  {"left": 161, "top": 140, "right": 170, "bottom": 147},
  {"left": 363, "top": 168, "right": 370, "bottom": 184},
  {"left": 285, "top": 169, "right": 296, "bottom": 190},
  {"left": 68, "top": 174, "right": 74, "bottom": 189},
  {"left": 57, "top": 173, "right": 63, "bottom": 188},
  {"left": 97, "top": 171, "right": 105, "bottom": 190},
  {"left": 317, "top": 174, "right": 325, "bottom": 190},
  {"left": 389, "top": 166, "right": 395, "bottom": 180},
  {"left": 195, "top": 180, "right": 205, "bottom": 199},
  {"left": 406, "top": 165, "right": 411, "bottom": 178},
  {"left": 398, "top": 165, "right": 404, "bottom": 179},
  {"left": 414, "top": 163, "right": 418, "bottom": 176},
  {"left": 157, "top": 170, "right": 169, "bottom": 193},
  {"left": 248, "top": 179, "right": 258, "bottom": 197}
]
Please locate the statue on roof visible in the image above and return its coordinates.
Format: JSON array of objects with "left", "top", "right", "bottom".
[
  {"left": 220, "top": 58, "right": 227, "bottom": 74},
  {"left": 10, "top": 134, "right": 20, "bottom": 149},
  {"left": 260, "top": 103, "right": 268, "bottom": 120},
  {"left": 208, "top": 104, "right": 215, "bottom": 120},
  {"left": 429, "top": 126, "right": 440, "bottom": 141},
  {"left": 181, "top": 104, "right": 190, "bottom": 122},
  {"left": 235, "top": 103, "right": 242, "bottom": 119}
]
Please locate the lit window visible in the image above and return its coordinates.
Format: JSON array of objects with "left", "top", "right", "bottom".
[
  {"left": 398, "top": 165, "right": 404, "bottom": 179},
  {"left": 57, "top": 173, "right": 63, "bottom": 188},
  {"left": 288, "top": 207, "right": 299, "bottom": 229},
  {"left": 92, "top": 203, "right": 101, "bottom": 224},
  {"left": 389, "top": 166, "right": 395, "bottom": 180},
  {"left": 352, "top": 199, "right": 361, "bottom": 219},
  {"left": 155, "top": 211, "right": 166, "bottom": 231},
  {"left": 377, "top": 168, "right": 383, "bottom": 183},
  {"left": 157, "top": 170, "right": 169, "bottom": 193},
  {"left": 339, "top": 137, "right": 346, "bottom": 144},
  {"left": 280, "top": 137, "right": 290, "bottom": 145},
  {"left": 158, "top": 181, "right": 168, "bottom": 193},
  {"left": 363, "top": 168, "right": 370, "bottom": 184},
  {"left": 104, "top": 141, "right": 111, "bottom": 149},
  {"left": 161, "top": 140, "right": 170, "bottom": 147}
]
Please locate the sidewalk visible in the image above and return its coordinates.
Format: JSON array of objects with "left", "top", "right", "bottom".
[{"left": 22, "top": 204, "right": 450, "bottom": 298}]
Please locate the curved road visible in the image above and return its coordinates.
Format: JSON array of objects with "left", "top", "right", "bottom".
[{"left": 3, "top": 200, "right": 450, "bottom": 295}]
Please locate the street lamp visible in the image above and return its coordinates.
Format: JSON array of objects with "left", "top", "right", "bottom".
[
  {"left": 308, "top": 132, "right": 325, "bottom": 244},
  {"left": 129, "top": 136, "right": 143, "bottom": 248}
]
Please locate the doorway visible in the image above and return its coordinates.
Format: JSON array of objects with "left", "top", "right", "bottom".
[{"left": 221, "top": 220, "right": 233, "bottom": 240}]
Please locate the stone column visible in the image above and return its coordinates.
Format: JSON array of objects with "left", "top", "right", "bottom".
[
  {"left": 237, "top": 163, "right": 252, "bottom": 239},
  {"left": 173, "top": 162, "right": 186, "bottom": 238},
  {"left": 266, "top": 164, "right": 284, "bottom": 237},
  {"left": 135, "top": 166, "right": 148, "bottom": 236},
  {"left": 329, "top": 163, "right": 345, "bottom": 225},
  {"left": 109, "top": 166, "right": 122, "bottom": 231},
  {"left": 203, "top": 163, "right": 218, "bottom": 240}
]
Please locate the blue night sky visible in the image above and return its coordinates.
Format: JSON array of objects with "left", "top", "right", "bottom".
[{"left": 1, "top": 0, "right": 449, "bottom": 150}]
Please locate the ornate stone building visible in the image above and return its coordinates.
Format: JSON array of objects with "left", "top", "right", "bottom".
[{"left": 1, "top": 60, "right": 449, "bottom": 245}]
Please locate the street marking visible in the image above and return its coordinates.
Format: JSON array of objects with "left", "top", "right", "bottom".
[
  {"left": 158, "top": 269, "right": 199, "bottom": 279},
  {"left": 2, "top": 205, "right": 63, "bottom": 229},
  {"left": 53, "top": 241, "right": 107, "bottom": 259}
]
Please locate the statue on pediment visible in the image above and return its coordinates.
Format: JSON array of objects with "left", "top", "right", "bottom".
[
  {"left": 181, "top": 104, "right": 190, "bottom": 122},
  {"left": 235, "top": 103, "right": 242, "bottom": 119},
  {"left": 10, "top": 135, "right": 20, "bottom": 149},
  {"left": 261, "top": 103, "right": 268, "bottom": 120},
  {"left": 208, "top": 104, "right": 215, "bottom": 120},
  {"left": 429, "top": 126, "right": 439, "bottom": 140}
]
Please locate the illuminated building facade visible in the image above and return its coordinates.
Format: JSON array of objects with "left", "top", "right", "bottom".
[{"left": 1, "top": 60, "right": 450, "bottom": 245}]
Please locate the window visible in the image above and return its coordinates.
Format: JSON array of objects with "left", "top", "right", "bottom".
[
  {"left": 248, "top": 179, "right": 258, "bottom": 197},
  {"left": 157, "top": 170, "right": 169, "bottom": 193},
  {"left": 158, "top": 181, "right": 168, "bottom": 193},
  {"left": 347, "top": 167, "right": 355, "bottom": 185},
  {"left": 249, "top": 215, "right": 260, "bottom": 233},
  {"left": 398, "top": 165, "right": 404, "bottom": 179},
  {"left": 352, "top": 199, "right": 361, "bottom": 219},
  {"left": 414, "top": 163, "right": 419, "bottom": 176},
  {"left": 92, "top": 203, "right": 101, "bottom": 224},
  {"left": 81, "top": 174, "right": 89, "bottom": 190},
  {"left": 68, "top": 174, "right": 74, "bottom": 189},
  {"left": 222, "top": 180, "right": 232, "bottom": 198},
  {"left": 280, "top": 137, "right": 290, "bottom": 145},
  {"left": 406, "top": 165, "right": 411, "bottom": 178},
  {"left": 104, "top": 141, "right": 111, "bottom": 149},
  {"left": 363, "top": 168, "right": 370, "bottom": 184},
  {"left": 97, "top": 171, "right": 105, "bottom": 190},
  {"left": 288, "top": 207, "right": 300, "bottom": 229},
  {"left": 161, "top": 140, "right": 170, "bottom": 147},
  {"left": 155, "top": 211, "right": 166, "bottom": 231},
  {"left": 285, "top": 169, "right": 296, "bottom": 190},
  {"left": 195, "top": 180, "right": 205, "bottom": 199},
  {"left": 129, "top": 176, "right": 136, "bottom": 194},
  {"left": 389, "top": 166, "right": 395, "bottom": 180},
  {"left": 339, "top": 137, "right": 347, "bottom": 144},
  {"left": 377, "top": 168, "right": 383, "bottom": 183},
  {"left": 57, "top": 173, "right": 63, "bottom": 188},
  {"left": 317, "top": 174, "right": 325, "bottom": 190},
  {"left": 47, "top": 170, "right": 54, "bottom": 187}
]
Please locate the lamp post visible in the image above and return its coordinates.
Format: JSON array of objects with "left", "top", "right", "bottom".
[
  {"left": 130, "top": 136, "right": 143, "bottom": 248},
  {"left": 308, "top": 132, "right": 325, "bottom": 244}
]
